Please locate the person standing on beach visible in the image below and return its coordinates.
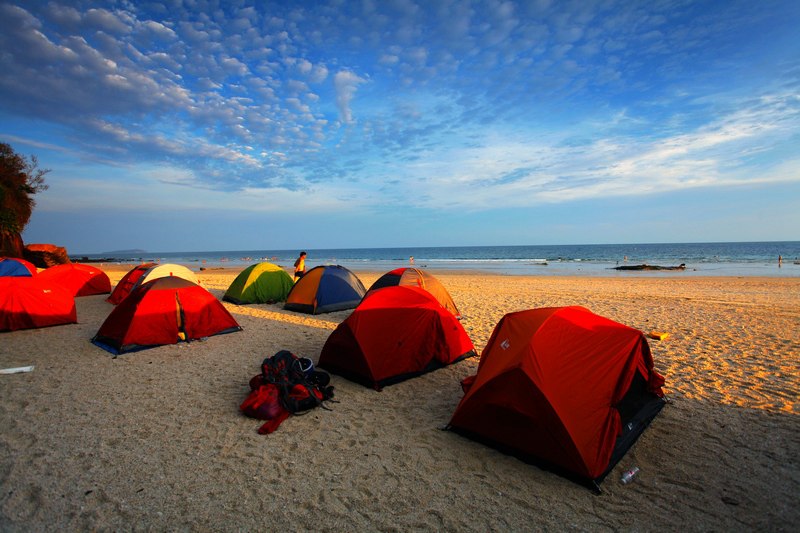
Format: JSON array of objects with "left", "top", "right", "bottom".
[{"left": 294, "top": 251, "right": 307, "bottom": 282}]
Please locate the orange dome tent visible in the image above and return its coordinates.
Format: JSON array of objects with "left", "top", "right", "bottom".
[
  {"left": 448, "top": 306, "right": 666, "bottom": 490},
  {"left": 367, "top": 267, "right": 461, "bottom": 318},
  {"left": 319, "top": 286, "right": 476, "bottom": 389}
]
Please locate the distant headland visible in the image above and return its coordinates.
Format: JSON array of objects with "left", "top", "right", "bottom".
[
  {"left": 71, "top": 249, "right": 148, "bottom": 263},
  {"left": 102, "top": 249, "right": 147, "bottom": 255}
]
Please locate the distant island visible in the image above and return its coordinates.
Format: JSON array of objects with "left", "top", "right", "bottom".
[
  {"left": 70, "top": 249, "right": 149, "bottom": 263},
  {"left": 102, "top": 249, "right": 147, "bottom": 255}
]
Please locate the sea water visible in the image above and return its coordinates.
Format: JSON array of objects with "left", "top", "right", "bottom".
[{"left": 77, "top": 241, "right": 800, "bottom": 278}]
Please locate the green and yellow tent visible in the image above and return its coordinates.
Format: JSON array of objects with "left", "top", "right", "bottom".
[{"left": 223, "top": 262, "right": 294, "bottom": 304}]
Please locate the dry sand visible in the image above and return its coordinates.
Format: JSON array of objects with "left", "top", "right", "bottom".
[{"left": 1, "top": 265, "right": 798, "bottom": 531}]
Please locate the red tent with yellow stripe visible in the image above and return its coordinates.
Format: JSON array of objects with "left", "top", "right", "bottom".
[{"left": 92, "top": 277, "right": 241, "bottom": 355}]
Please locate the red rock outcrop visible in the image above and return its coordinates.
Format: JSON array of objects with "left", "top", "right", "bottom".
[{"left": 24, "top": 243, "right": 71, "bottom": 268}]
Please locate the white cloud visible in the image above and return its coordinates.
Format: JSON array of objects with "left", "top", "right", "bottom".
[
  {"left": 46, "top": 3, "right": 81, "bottom": 28},
  {"left": 220, "top": 55, "right": 249, "bottom": 76},
  {"left": 405, "top": 46, "right": 428, "bottom": 65},
  {"left": 139, "top": 19, "right": 177, "bottom": 40},
  {"left": 309, "top": 64, "right": 329, "bottom": 83},
  {"left": 84, "top": 8, "right": 131, "bottom": 35},
  {"left": 333, "top": 70, "right": 366, "bottom": 123},
  {"left": 369, "top": 89, "right": 800, "bottom": 211}
]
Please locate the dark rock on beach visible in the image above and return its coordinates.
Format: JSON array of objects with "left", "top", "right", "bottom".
[
  {"left": 24, "top": 243, "right": 71, "bottom": 268},
  {"left": 613, "top": 263, "right": 686, "bottom": 271}
]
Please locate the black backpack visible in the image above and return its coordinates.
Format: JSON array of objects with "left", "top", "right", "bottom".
[{"left": 258, "top": 350, "right": 334, "bottom": 414}]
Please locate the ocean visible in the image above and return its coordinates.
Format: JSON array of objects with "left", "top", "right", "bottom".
[{"left": 78, "top": 241, "right": 800, "bottom": 278}]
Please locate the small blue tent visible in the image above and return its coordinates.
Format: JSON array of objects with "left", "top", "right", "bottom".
[
  {"left": 0, "top": 257, "right": 36, "bottom": 277},
  {"left": 284, "top": 265, "right": 366, "bottom": 314}
]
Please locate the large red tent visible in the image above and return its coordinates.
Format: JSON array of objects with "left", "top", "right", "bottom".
[
  {"left": 92, "top": 277, "right": 241, "bottom": 355},
  {"left": 448, "top": 306, "right": 666, "bottom": 490},
  {"left": 0, "top": 277, "right": 77, "bottom": 332},
  {"left": 319, "top": 285, "right": 475, "bottom": 389}
]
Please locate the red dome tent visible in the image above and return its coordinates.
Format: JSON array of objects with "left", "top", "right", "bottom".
[
  {"left": 367, "top": 267, "right": 461, "bottom": 318},
  {"left": 38, "top": 263, "right": 111, "bottom": 297},
  {"left": 448, "top": 306, "right": 666, "bottom": 490},
  {"left": 319, "top": 286, "right": 476, "bottom": 389},
  {"left": 92, "top": 277, "right": 241, "bottom": 355},
  {"left": 0, "top": 257, "right": 37, "bottom": 277},
  {"left": 107, "top": 262, "right": 157, "bottom": 304},
  {"left": 0, "top": 278, "right": 77, "bottom": 332}
]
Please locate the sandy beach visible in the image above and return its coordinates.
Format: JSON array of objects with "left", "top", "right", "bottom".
[{"left": 1, "top": 265, "right": 798, "bottom": 531}]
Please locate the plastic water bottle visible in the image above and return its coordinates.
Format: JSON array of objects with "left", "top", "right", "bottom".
[{"left": 621, "top": 466, "right": 640, "bottom": 484}]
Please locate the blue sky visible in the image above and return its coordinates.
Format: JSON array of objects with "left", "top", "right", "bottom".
[{"left": 1, "top": 0, "right": 798, "bottom": 254}]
